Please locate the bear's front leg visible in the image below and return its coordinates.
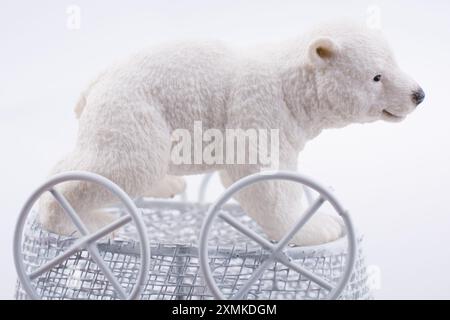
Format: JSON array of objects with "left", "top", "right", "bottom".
[{"left": 220, "top": 167, "right": 344, "bottom": 246}]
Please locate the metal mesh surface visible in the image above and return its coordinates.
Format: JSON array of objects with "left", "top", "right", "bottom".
[{"left": 15, "top": 200, "right": 372, "bottom": 300}]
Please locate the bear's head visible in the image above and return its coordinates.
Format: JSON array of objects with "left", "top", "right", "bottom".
[{"left": 301, "top": 22, "right": 424, "bottom": 128}]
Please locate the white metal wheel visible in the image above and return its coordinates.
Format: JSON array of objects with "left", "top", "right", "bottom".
[{"left": 13, "top": 171, "right": 150, "bottom": 300}]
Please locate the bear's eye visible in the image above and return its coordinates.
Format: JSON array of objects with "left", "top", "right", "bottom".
[{"left": 373, "top": 74, "right": 382, "bottom": 82}]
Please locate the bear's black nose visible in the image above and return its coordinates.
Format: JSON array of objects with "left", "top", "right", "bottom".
[{"left": 412, "top": 87, "right": 425, "bottom": 105}]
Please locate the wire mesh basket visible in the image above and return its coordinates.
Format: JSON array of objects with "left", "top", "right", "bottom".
[{"left": 15, "top": 197, "right": 372, "bottom": 300}]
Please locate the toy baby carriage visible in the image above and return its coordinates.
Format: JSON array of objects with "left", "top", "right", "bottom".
[{"left": 14, "top": 170, "right": 372, "bottom": 300}]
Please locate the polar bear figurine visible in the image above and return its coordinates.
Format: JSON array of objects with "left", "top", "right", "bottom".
[{"left": 39, "top": 21, "right": 424, "bottom": 245}]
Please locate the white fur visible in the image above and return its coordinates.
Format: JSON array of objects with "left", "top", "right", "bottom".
[{"left": 39, "top": 21, "right": 422, "bottom": 245}]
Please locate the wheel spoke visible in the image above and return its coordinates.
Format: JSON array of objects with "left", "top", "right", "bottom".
[
  {"left": 86, "top": 245, "right": 127, "bottom": 299},
  {"left": 28, "top": 228, "right": 131, "bottom": 300},
  {"left": 219, "top": 197, "right": 333, "bottom": 296},
  {"left": 276, "top": 254, "right": 334, "bottom": 291},
  {"left": 49, "top": 188, "right": 89, "bottom": 234},
  {"left": 218, "top": 212, "right": 275, "bottom": 251},
  {"left": 28, "top": 214, "right": 133, "bottom": 282},
  {"left": 49, "top": 188, "right": 130, "bottom": 299},
  {"left": 232, "top": 255, "right": 276, "bottom": 299},
  {"left": 29, "top": 241, "right": 84, "bottom": 280},
  {"left": 83, "top": 215, "right": 132, "bottom": 244},
  {"left": 271, "top": 196, "right": 325, "bottom": 257}
]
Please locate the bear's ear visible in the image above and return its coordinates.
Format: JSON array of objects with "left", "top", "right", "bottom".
[{"left": 307, "top": 37, "right": 339, "bottom": 65}]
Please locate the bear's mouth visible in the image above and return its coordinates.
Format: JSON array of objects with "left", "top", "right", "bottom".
[{"left": 382, "top": 109, "right": 406, "bottom": 122}]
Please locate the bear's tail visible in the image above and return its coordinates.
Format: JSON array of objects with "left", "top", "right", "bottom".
[
  {"left": 74, "top": 92, "right": 87, "bottom": 119},
  {"left": 74, "top": 72, "right": 106, "bottom": 119}
]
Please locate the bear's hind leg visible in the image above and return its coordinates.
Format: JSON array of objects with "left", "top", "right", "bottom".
[{"left": 39, "top": 101, "right": 171, "bottom": 235}]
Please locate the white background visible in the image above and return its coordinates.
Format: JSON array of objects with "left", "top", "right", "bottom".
[{"left": 1, "top": 0, "right": 449, "bottom": 299}]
